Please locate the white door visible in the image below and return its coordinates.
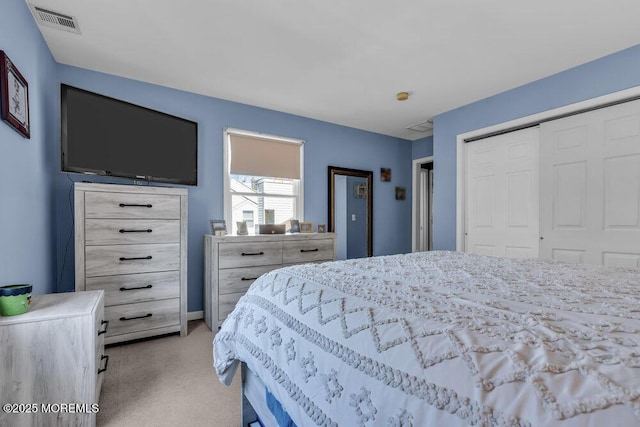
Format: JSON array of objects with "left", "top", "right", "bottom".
[
  {"left": 416, "top": 164, "right": 433, "bottom": 251},
  {"left": 465, "top": 127, "right": 540, "bottom": 258},
  {"left": 540, "top": 100, "right": 640, "bottom": 267},
  {"left": 418, "top": 169, "right": 429, "bottom": 251},
  {"left": 413, "top": 158, "right": 433, "bottom": 252}
]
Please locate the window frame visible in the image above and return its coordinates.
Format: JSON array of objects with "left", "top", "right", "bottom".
[{"left": 223, "top": 128, "right": 304, "bottom": 233}]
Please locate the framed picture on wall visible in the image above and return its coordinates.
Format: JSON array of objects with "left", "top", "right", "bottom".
[
  {"left": 381, "top": 168, "right": 391, "bottom": 182},
  {"left": 395, "top": 186, "right": 406, "bottom": 200},
  {"left": 353, "top": 182, "right": 366, "bottom": 199},
  {"left": 0, "top": 51, "right": 30, "bottom": 138}
]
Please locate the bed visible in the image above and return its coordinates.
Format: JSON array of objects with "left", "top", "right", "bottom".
[{"left": 213, "top": 251, "right": 640, "bottom": 426}]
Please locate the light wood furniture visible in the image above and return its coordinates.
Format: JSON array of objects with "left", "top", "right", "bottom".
[
  {"left": 204, "top": 233, "right": 336, "bottom": 330},
  {"left": 0, "top": 291, "right": 107, "bottom": 427},
  {"left": 75, "top": 182, "right": 188, "bottom": 344}
]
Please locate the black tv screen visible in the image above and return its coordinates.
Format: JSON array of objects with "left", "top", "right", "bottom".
[{"left": 61, "top": 84, "right": 198, "bottom": 185}]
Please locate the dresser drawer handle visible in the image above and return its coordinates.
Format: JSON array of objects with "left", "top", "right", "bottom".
[
  {"left": 119, "top": 313, "right": 152, "bottom": 321},
  {"left": 241, "top": 277, "right": 258, "bottom": 281},
  {"left": 300, "top": 248, "right": 319, "bottom": 253},
  {"left": 119, "top": 256, "right": 153, "bottom": 261},
  {"left": 98, "top": 355, "right": 109, "bottom": 374},
  {"left": 98, "top": 320, "right": 109, "bottom": 336},
  {"left": 119, "top": 203, "right": 153, "bottom": 208},
  {"left": 241, "top": 251, "right": 264, "bottom": 256},
  {"left": 119, "top": 229, "right": 153, "bottom": 233},
  {"left": 119, "top": 284, "right": 153, "bottom": 291}
]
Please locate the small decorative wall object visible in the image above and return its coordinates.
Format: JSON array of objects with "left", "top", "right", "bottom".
[
  {"left": 317, "top": 224, "right": 326, "bottom": 233},
  {"left": 0, "top": 51, "right": 30, "bottom": 138},
  {"left": 381, "top": 168, "right": 391, "bottom": 182},
  {"left": 289, "top": 219, "right": 300, "bottom": 233},
  {"left": 236, "top": 221, "right": 248, "bottom": 235},
  {"left": 299, "top": 222, "right": 313, "bottom": 233},
  {"left": 210, "top": 219, "right": 227, "bottom": 236},
  {"left": 395, "top": 186, "right": 406, "bottom": 200},
  {"left": 353, "top": 182, "right": 366, "bottom": 199}
]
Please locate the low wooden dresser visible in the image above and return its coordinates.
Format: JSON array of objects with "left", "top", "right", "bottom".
[
  {"left": 74, "top": 182, "right": 188, "bottom": 344},
  {"left": 204, "top": 233, "right": 336, "bottom": 330},
  {"left": 0, "top": 290, "right": 107, "bottom": 427}
]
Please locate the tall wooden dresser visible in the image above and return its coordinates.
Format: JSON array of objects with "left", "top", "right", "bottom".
[
  {"left": 74, "top": 182, "right": 188, "bottom": 344},
  {"left": 204, "top": 233, "right": 336, "bottom": 330},
  {"left": 0, "top": 290, "right": 107, "bottom": 427}
]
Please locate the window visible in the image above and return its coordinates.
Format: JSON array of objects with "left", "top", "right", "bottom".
[
  {"left": 264, "top": 209, "right": 275, "bottom": 224},
  {"left": 224, "top": 129, "right": 304, "bottom": 235},
  {"left": 242, "top": 210, "right": 254, "bottom": 228}
]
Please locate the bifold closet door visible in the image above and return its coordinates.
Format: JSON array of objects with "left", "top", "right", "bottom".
[
  {"left": 465, "top": 127, "right": 540, "bottom": 258},
  {"left": 539, "top": 99, "right": 640, "bottom": 267}
]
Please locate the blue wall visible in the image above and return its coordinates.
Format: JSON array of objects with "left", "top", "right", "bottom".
[
  {"left": 54, "top": 66, "right": 413, "bottom": 311},
  {"left": 432, "top": 44, "right": 640, "bottom": 250},
  {"left": 412, "top": 135, "right": 433, "bottom": 160},
  {"left": 0, "top": 0, "right": 58, "bottom": 294},
  {"left": 346, "top": 176, "right": 367, "bottom": 259}
]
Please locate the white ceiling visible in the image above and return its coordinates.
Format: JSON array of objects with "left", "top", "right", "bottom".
[{"left": 25, "top": 0, "right": 640, "bottom": 141}]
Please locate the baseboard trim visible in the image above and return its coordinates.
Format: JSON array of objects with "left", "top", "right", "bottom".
[{"left": 188, "top": 310, "right": 204, "bottom": 321}]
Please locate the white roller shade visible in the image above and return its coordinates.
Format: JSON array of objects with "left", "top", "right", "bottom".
[{"left": 229, "top": 133, "right": 301, "bottom": 179}]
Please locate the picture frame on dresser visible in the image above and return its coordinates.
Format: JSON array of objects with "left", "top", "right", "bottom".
[
  {"left": 210, "top": 219, "right": 227, "bottom": 236},
  {"left": 299, "top": 222, "right": 313, "bottom": 233},
  {"left": 74, "top": 182, "right": 188, "bottom": 344}
]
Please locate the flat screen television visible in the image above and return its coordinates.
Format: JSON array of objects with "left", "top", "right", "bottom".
[{"left": 61, "top": 84, "right": 198, "bottom": 185}]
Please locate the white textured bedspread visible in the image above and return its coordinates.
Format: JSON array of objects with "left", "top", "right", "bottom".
[{"left": 213, "top": 251, "right": 640, "bottom": 426}]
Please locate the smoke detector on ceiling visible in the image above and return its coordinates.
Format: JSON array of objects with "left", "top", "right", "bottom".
[
  {"left": 396, "top": 92, "right": 410, "bottom": 101},
  {"left": 29, "top": 4, "right": 81, "bottom": 34},
  {"left": 406, "top": 119, "right": 433, "bottom": 133}
]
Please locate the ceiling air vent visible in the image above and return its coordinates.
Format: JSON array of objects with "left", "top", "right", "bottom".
[
  {"left": 29, "top": 4, "right": 81, "bottom": 34},
  {"left": 406, "top": 119, "right": 433, "bottom": 133}
]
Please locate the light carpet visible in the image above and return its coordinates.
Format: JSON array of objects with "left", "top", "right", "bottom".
[{"left": 97, "top": 320, "right": 240, "bottom": 427}]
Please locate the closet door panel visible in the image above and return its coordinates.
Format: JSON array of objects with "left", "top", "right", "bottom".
[
  {"left": 540, "top": 99, "right": 640, "bottom": 265},
  {"left": 602, "top": 252, "right": 640, "bottom": 268},
  {"left": 540, "top": 115, "right": 597, "bottom": 264},
  {"left": 603, "top": 155, "right": 640, "bottom": 230},
  {"left": 466, "top": 139, "right": 501, "bottom": 257},
  {"left": 552, "top": 161, "right": 587, "bottom": 229},
  {"left": 465, "top": 127, "right": 539, "bottom": 258}
]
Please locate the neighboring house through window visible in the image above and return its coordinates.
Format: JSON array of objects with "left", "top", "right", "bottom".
[
  {"left": 242, "top": 210, "right": 254, "bottom": 229},
  {"left": 224, "top": 129, "right": 304, "bottom": 235},
  {"left": 264, "top": 209, "right": 275, "bottom": 224}
]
